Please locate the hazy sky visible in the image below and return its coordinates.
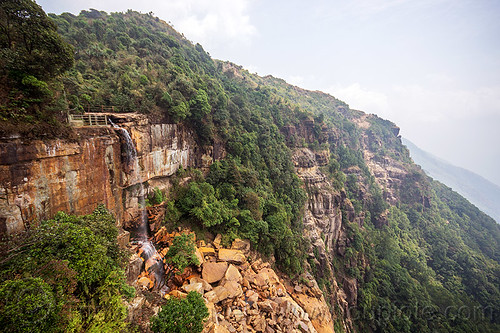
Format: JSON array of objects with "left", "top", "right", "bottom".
[{"left": 38, "top": 0, "right": 500, "bottom": 186}]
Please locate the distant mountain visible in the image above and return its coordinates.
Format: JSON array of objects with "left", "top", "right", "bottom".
[{"left": 403, "top": 138, "right": 500, "bottom": 223}]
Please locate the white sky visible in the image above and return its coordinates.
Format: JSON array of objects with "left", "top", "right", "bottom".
[{"left": 38, "top": 0, "right": 500, "bottom": 186}]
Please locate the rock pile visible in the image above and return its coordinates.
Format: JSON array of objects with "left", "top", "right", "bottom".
[{"left": 127, "top": 228, "right": 335, "bottom": 333}]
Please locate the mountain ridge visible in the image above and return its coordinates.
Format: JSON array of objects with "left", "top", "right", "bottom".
[
  {"left": 403, "top": 137, "right": 500, "bottom": 223},
  {"left": 0, "top": 5, "right": 499, "bottom": 333}
]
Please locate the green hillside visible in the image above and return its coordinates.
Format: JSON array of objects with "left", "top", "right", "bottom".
[{"left": 0, "top": 3, "right": 499, "bottom": 332}]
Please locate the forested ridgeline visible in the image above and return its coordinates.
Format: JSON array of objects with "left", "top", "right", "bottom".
[{"left": 0, "top": 3, "right": 499, "bottom": 332}]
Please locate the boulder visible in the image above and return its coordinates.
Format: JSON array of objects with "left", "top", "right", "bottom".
[
  {"left": 218, "top": 249, "right": 246, "bottom": 264},
  {"left": 231, "top": 238, "right": 251, "bottom": 255},
  {"left": 138, "top": 276, "right": 153, "bottom": 289},
  {"left": 222, "top": 280, "right": 243, "bottom": 298},
  {"left": 205, "top": 286, "right": 230, "bottom": 303},
  {"left": 251, "top": 271, "right": 269, "bottom": 288},
  {"left": 203, "top": 262, "right": 228, "bottom": 283},
  {"left": 232, "top": 309, "right": 245, "bottom": 322},
  {"left": 126, "top": 253, "right": 143, "bottom": 284},
  {"left": 182, "top": 282, "right": 203, "bottom": 294},
  {"left": 199, "top": 246, "right": 216, "bottom": 256},
  {"left": 195, "top": 247, "right": 204, "bottom": 266},
  {"left": 213, "top": 234, "right": 222, "bottom": 249},
  {"left": 246, "top": 289, "right": 259, "bottom": 305},
  {"left": 224, "top": 264, "right": 242, "bottom": 282},
  {"left": 169, "top": 290, "right": 188, "bottom": 299},
  {"left": 190, "top": 276, "right": 213, "bottom": 292},
  {"left": 258, "top": 299, "right": 277, "bottom": 312},
  {"left": 252, "top": 315, "right": 267, "bottom": 332}
]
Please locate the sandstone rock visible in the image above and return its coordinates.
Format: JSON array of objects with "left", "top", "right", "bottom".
[
  {"left": 222, "top": 280, "right": 243, "bottom": 298},
  {"left": 117, "top": 229, "right": 130, "bottom": 248},
  {"left": 169, "top": 289, "right": 188, "bottom": 299},
  {"left": 246, "top": 289, "right": 259, "bottom": 305},
  {"left": 126, "top": 253, "right": 143, "bottom": 284},
  {"left": 203, "top": 262, "right": 228, "bottom": 283},
  {"left": 214, "top": 234, "right": 222, "bottom": 249},
  {"left": 251, "top": 258, "right": 263, "bottom": 271},
  {"left": 231, "top": 238, "right": 251, "bottom": 255},
  {"left": 251, "top": 271, "right": 269, "bottom": 289},
  {"left": 225, "top": 264, "right": 242, "bottom": 282},
  {"left": 232, "top": 309, "right": 245, "bottom": 322},
  {"left": 252, "top": 315, "right": 267, "bottom": 332},
  {"left": 205, "top": 286, "right": 230, "bottom": 304},
  {"left": 294, "top": 293, "right": 334, "bottom": 333},
  {"left": 258, "top": 299, "right": 277, "bottom": 312},
  {"left": 218, "top": 249, "right": 246, "bottom": 264},
  {"left": 190, "top": 276, "right": 213, "bottom": 292},
  {"left": 195, "top": 247, "right": 204, "bottom": 266},
  {"left": 138, "top": 276, "right": 153, "bottom": 289},
  {"left": 199, "top": 246, "right": 216, "bottom": 256},
  {"left": 208, "top": 324, "right": 230, "bottom": 333},
  {"left": 182, "top": 282, "right": 203, "bottom": 294}
]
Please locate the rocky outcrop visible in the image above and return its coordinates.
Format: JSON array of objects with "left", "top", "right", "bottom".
[
  {"left": 129, "top": 228, "right": 336, "bottom": 333},
  {"left": 293, "top": 147, "right": 359, "bottom": 333},
  {"left": 0, "top": 115, "right": 210, "bottom": 235}
]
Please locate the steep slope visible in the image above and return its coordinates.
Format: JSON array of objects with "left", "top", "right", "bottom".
[
  {"left": 403, "top": 137, "right": 500, "bottom": 223},
  {"left": 1, "top": 6, "right": 499, "bottom": 333}
]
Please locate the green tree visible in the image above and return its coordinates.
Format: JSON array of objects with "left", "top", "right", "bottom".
[
  {"left": 189, "top": 89, "right": 211, "bottom": 120},
  {"left": 150, "top": 291, "right": 209, "bottom": 333},
  {"left": 0, "top": 277, "right": 58, "bottom": 333},
  {"left": 165, "top": 233, "right": 199, "bottom": 274},
  {"left": 0, "top": 0, "right": 74, "bottom": 80}
]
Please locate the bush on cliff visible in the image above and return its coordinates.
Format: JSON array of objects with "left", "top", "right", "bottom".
[
  {"left": 0, "top": 205, "right": 133, "bottom": 332},
  {"left": 150, "top": 291, "right": 209, "bottom": 333}
]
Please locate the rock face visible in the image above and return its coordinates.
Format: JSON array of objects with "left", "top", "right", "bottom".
[
  {"left": 0, "top": 115, "right": 209, "bottom": 235},
  {"left": 293, "top": 147, "right": 359, "bottom": 333}
]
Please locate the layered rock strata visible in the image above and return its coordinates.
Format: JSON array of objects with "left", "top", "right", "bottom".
[{"left": 0, "top": 115, "right": 205, "bottom": 235}]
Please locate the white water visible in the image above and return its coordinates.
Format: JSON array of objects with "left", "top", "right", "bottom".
[{"left": 110, "top": 119, "right": 166, "bottom": 291}]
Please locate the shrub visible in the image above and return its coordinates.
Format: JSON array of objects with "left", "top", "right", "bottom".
[
  {"left": 0, "top": 277, "right": 58, "bottom": 333},
  {"left": 150, "top": 291, "right": 208, "bottom": 333},
  {"left": 165, "top": 234, "right": 199, "bottom": 274}
]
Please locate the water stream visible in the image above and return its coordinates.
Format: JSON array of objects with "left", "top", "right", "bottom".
[{"left": 110, "top": 119, "right": 166, "bottom": 292}]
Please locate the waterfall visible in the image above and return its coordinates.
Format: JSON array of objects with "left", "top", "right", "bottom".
[{"left": 110, "top": 119, "right": 166, "bottom": 292}]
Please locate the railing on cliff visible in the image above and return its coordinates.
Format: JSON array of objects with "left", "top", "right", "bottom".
[
  {"left": 68, "top": 105, "right": 136, "bottom": 127},
  {"left": 68, "top": 113, "right": 109, "bottom": 127}
]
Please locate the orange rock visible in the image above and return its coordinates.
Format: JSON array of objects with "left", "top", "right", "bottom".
[
  {"left": 224, "top": 264, "right": 242, "bottom": 282},
  {"left": 170, "top": 289, "right": 188, "bottom": 299},
  {"left": 137, "top": 276, "right": 153, "bottom": 290},
  {"left": 199, "top": 247, "right": 216, "bottom": 256},
  {"left": 202, "top": 262, "right": 228, "bottom": 283},
  {"left": 218, "top": 249, "right": 246, "bottom": 264}
]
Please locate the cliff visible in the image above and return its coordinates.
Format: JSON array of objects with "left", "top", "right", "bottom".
[
  {"left": 0, "top": 114, "right": 207, "bottom": 236},
  {"left": 1, "top": 8, "right": 499, "bottom": 333}
]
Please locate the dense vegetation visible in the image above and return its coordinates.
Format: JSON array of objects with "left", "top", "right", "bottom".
[
  {"left": 0, "top": 0, "right": 74, "bottom": 137},
  {"left": 150, "top": 291, "right": 208, "bottom": 333},
  {"left": 0, "top": 3, "right": 499, "bottom": 333},
  {"left": 0, "top": 206, "right": 133, "bottom": 332}
]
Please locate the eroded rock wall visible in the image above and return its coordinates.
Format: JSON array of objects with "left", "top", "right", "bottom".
[
  {"left": 0, "top": 116, "right": 204, "bottom": 235},
  {"left": 293, "top": 148, "right": 357, "bottom": 333}
]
